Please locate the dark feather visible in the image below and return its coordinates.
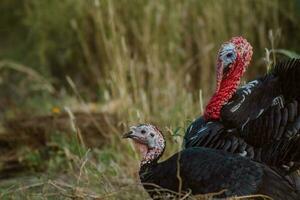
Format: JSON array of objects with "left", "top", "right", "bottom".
[
  {"left": 183, "top": 59, "right": 300, "bottom": 193},
  {"left": 140, "top": 147, "right": 299, "bottom": 199},
  {"left": 272, "top": 59, "right": 300, "bottom": 101},
  {"left": 218, "top": 59, "right": 300, "bottom": 171}
]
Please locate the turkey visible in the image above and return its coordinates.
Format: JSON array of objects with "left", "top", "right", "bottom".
[
  {"left": 221, "top": 59, "right": 300, "bottom": 168},
  {"left": 123, "top": 124, "right": 299, "bottom": 200},
  {"left": 184, "top": 37, "right": 300, "bottom": 174}
]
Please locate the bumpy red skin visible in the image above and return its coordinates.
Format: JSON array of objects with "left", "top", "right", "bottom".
[{"left": 204, "top": 37, "right": 253, "bottom": 121}]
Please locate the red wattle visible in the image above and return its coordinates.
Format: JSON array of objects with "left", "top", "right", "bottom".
[
  {"left": 204, "top": 59, "right": 246, "bottom": 121},
  {"left": 204, "top": 36, "right": 253, "bottom": 121}
]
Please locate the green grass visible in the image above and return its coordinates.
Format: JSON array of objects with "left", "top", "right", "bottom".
[{"left": 0, "top": 0, "right": 300, "bottom": 199}]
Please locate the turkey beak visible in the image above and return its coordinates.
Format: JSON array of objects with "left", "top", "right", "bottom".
[{"left": 122, "top": 131, "right": 133, "bottom": 139}]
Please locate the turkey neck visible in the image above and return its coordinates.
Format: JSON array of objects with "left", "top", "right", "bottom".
[
  {"left": 204, "top": 67, "right": 245, "bottom": 121},
  {"left": 139, "top": 146, "right": 164, "bottom": 183}
]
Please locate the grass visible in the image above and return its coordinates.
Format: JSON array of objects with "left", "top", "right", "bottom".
[{"left": 0, "top": 0, "right": 300, "bottom": 199}]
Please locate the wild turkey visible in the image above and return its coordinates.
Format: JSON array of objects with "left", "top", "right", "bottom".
[
  {"left": 123, "top": 124, "right": 299, "bottom": 199},
  {"left": 184, "top": 37, "right": 300, "bottom": 173},
  {"left": 219, "top": 59, "right": 300, "bottom": 170}
]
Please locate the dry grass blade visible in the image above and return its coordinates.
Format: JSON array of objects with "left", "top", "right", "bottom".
[{"left": 0, "top": 60, "right": 54, "bottom": 93}]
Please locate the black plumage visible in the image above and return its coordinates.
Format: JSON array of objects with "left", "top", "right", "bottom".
[
  {"left": 221, "top": 59, "right": 300, "bottom": 169},
  {"left": 222, "top": 59, "right": 300, "bottom": 132},
  {"left": 124, "top": 124, "right": 299, "bottom": 199},
  {"left": 140, "top": 147, "right": 298, "bottom": 199},
  {"left": 184, "top": 118, "right": 254, "bottom": 159},
  {"left": 184, "top": 59, "right": 300, "bottom": 172}
]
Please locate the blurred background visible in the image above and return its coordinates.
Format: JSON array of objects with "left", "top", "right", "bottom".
[{"left": 0, "top": 0, "right": 300, "bottom": 199}]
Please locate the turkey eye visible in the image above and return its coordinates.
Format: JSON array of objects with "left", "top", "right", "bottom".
[
  {"left": 226, "top": 53, "right": 233, "bottom": 58},
  {"left": 150, "top": 133, "right": 155, "bottom": 137},
  {"left": 141, "top": 130, "right": 146, "bottom": 134}
]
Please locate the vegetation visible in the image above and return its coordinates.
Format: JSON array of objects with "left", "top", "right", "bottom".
[{"left": 0, "top": 0, "right": 300, "bottom": 199}]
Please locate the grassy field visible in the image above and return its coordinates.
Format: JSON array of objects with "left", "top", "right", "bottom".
[{"left": 0, "top": 0, "right": 300, "bottom": 199}]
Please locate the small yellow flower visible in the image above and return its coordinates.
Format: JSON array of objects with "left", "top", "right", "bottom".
[
  {"left": 51, "top": 107, "right": 61, "bottom": 114},
  {"left": 89, "top": 103, "right": 97, "bottom": 112}
]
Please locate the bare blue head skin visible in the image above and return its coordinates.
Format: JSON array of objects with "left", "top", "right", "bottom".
[
  {"left": 123, "top": 124, "right": 165, "bottom": 166},
  {"left": 219, "top": 43, "right": 237, "bottom": 73}
]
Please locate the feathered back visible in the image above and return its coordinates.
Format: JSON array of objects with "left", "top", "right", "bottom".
[
  {"left": 221, "top": 59, "right": 300, "bottom": 129},
  {"left": 272, "top": 59, "right": 300, "bottom": 102}
]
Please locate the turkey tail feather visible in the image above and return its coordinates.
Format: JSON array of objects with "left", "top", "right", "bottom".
[{"left": 272, "top": 59, "right": 300, "bottom": 101}]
